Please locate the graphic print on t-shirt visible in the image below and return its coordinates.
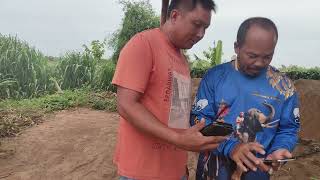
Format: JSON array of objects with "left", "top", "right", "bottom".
[{"left": 168, "top": 71, "right": 191, "bottom": 129}]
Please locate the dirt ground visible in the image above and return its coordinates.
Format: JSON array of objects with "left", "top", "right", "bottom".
[
  {"left": 0, "top": 108, "right": 119, "bottom": 180},
  {"left": 1, "top": 108, "right": 320, "bottom": 180}
]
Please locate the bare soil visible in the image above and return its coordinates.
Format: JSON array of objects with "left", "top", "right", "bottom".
[
  {"left": 0, "top": 108, "right": 119, "bottom": 180},
  {"left": 1, "top": 108, "right": 320, "bottom": 180}
]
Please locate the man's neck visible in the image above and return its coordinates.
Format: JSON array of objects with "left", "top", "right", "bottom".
[
  {"left": 232, "top": 59, "right": 240, "bottom": 71},
  {"left": 160, "top": 24, "right": 179, "bottom": 50}
]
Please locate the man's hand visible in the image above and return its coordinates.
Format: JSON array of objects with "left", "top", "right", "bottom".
[
  {"left": 265, "top": 148, "right": 292, "bottom": 171},
  {"left": 267, "top": 148, "right": 292, "bottom": 160},
  {"left": 117, "top": 87, "right": 227, "bottom": 152},
  {"left": 231, "top": 142, "right": 266, "bottom": 172},
  {"left": 175, "top": 119, "right": 229, "bottom": 152}
]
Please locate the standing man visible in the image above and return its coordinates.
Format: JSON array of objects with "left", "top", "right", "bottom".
[
  {"left": 112, "top": 0, "right": 227, "bottom": 179},
  {"left": 191, "top": 17, "right": 300, "bottom": 180}
]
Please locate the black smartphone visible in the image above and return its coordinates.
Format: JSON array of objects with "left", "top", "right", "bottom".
[
  {"left": 263, "top": 158, "right": 296, "bottom": 165},
  {"left": 200, "top": 122, "right": 234, "bottom": 136}
]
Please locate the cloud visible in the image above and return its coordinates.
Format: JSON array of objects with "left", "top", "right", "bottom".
[{"left": 0, "top": 0, "right": 319, "bottom": 67}]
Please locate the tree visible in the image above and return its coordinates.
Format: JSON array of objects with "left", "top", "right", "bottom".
[
  {"left": 109, "top": 0, "right": 160, "bottom": 63},
  {"left": 83, "top": 40, "right": 106, "bottom": 61}
]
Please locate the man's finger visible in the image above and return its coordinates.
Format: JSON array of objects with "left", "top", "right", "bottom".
[
  {"left": 265, "top": 154, "right": 273, "bottom": 160},
  {"left": 236, "top": 161, "right": 248, "bottom": 172},
  {"left": 191, "top": 118, "right": 206, "bottom": 131},
  {"left": 248, "top": 143, "right": 266, "bottom": 155},
  {"left": 203, "top": 136, "right": 228, "bottom": 144},
  {"left": 249, "top": 142, "right": 264, "bottom": 147},
  {"left": 258, "top": 161, "right": 270, "bottom": 172},
  {"left": 283, "top": 150, "right": 292, "bottom": 158},
  {"left": 268, "top": 167, "right": 274, "bottom": 175},
  {"left": 245, "top": 151, "right": 262, "bottom": 166},
  {"left": 240, "top": 154, "right": 257, "bottom": 171}
]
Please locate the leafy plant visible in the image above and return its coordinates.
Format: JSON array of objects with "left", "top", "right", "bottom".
[
  {"left": 0, "top": 34, "right": 53, "bottom": 99},
  {"left": 93, "top": 60, "right": 116, "bottom": 92},
  {"left": 90, "top": 92, "right": 117, "bottom": 111},
  {"left": 280, "top": 65, "right": 320, "bottom": 80},
  {"left": 83, "top": 39, "right": 106, "bottom": 61},
  {"left": 190, "top": 40, "right": 223, "bottom": 78},
  {"left": 56, "top": 52, "right": 96, "bottom": 90},
  {"left": 109, "top": 0, "right": 160, "bottom": 63}
]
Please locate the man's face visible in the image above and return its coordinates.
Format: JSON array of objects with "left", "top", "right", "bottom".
[
  {"left": 234, "top": 25, "right": 277, "bottom": 76},
  {"left": 171, "top": 4, "right": 211, "bottom": 49}
]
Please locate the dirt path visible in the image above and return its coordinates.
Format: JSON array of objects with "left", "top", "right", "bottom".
[
  {"left": 0, "top": 108, "right": 119, "bottom": 180},
  {"left": 1, "top": 108, "right": 320, "bottom": 180}
]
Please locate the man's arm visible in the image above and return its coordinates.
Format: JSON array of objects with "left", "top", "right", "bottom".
[
  {"left": 259, "top": 91, "right": 300, "bottom": 172},
  {"left": 191, "top": 73, "right": 265, "bottom": 172},
  {"left": 190, "top": 73, "right": 244, "bottom": 156},
  {"left": 117, "top": 86, "right": 227, "bottom": 152},
  {"left": 113, "top": 33, "right": 226, "bottom": 152},
  {"left": 227, "top": 90, "right": 300, "bottom": 173},
  {"left": 268, "top": 92, "right": 300, "bottom": 154}
]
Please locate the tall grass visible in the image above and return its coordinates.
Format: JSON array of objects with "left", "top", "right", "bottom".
[
  {"left": 94, "top": 60, "right": 116, "bottom": 92},
  {"left": 0, "top": 34, "right": 52, "bottom": 99},
  {"left": 0, "top": 33, "right": 117, "bottom": 101},
  {"left": 55, "top": 51, "right": 116, "bottom": 92},
  {"left": 56, "top": 52, "right": 96, "bottom": 90}
]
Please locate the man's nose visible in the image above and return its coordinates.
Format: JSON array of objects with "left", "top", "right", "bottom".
[
  {"left": 254, "top": 58, "right": 268, "bottom": 67},
  {"left": 196, "top": 28, "right": 205, "bottom": 40}
]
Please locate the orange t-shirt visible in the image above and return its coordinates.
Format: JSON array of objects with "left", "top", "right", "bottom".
[{"left": 112, "top": 28, "right": 192, "bottom": 180}]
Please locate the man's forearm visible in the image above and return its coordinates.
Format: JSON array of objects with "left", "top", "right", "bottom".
[{"left": 118, "top": 101, "right": 180, "bottom": 145}]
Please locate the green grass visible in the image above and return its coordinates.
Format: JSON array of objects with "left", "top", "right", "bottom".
[
  {"left": 89, "top": 91, "right": 117, "bottom": 112},
  {"left": 310, "top": 177, "right": 320, "bottom": 180},
  {"left": 0, "top": 89, "right": 88, "bottom": 112},
  {"left": 0, "top": 89, "right": 117, "bottom": 137}
]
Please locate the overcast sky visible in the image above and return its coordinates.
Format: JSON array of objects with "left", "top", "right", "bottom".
[{"left": 0, "top": 0, "right": 319, "bottom": 67}]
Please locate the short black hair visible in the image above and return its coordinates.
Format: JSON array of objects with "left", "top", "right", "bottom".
[
  {"left": 167, "top": 0, "right": 216, "bottom": 18},
  {"left": 236, "top": 17, "right": 278, "bottom": 47}
]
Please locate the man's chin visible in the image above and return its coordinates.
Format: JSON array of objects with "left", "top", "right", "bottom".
[
  {"left": 242, "top": 69, "right": 261, "bottom": 77},
  {"left": 183, "top": 44, "right": 194, "bottom": 49},
  {"left": 183, "top": 41, "right": 198, "bottom": 49}
]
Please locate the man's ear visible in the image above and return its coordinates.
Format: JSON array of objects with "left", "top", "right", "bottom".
[
  {"left": 169, "top": 9, "right": 180, "bottom": 24},
  {"left": 234, "top": 42, "right": 240, "bottom": 55}
]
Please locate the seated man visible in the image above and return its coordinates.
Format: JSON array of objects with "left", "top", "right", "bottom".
[{"left": 190, "top": 17, "right": 300, "bottom": 180}]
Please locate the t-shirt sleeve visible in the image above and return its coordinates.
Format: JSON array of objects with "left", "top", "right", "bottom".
[{"left": 112, "top": 33, "right": 153, "bottom": 93}]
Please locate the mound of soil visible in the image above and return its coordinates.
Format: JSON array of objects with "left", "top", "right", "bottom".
[{"left": 294, "top": 79, "right": 320, "bottom": 140}]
